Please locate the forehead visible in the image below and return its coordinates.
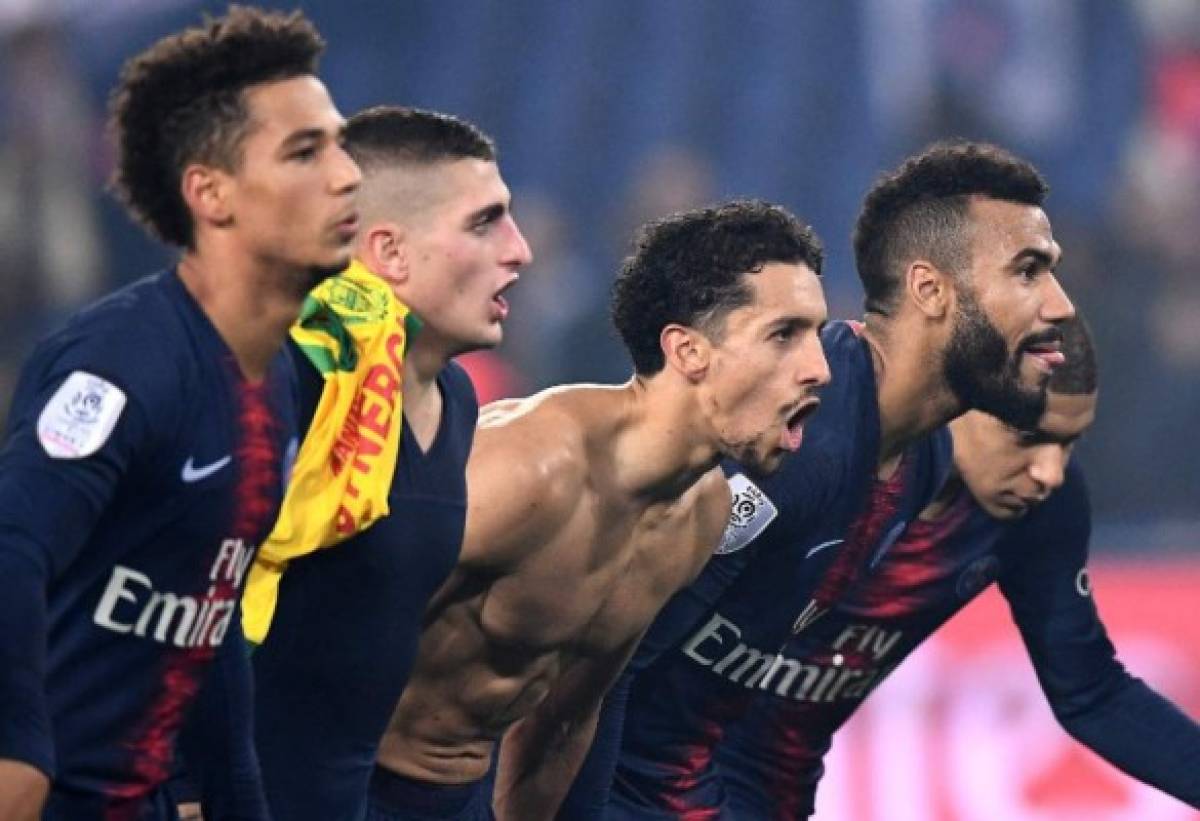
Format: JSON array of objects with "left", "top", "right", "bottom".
[
  {"left": 967, "top": 197, "right": 1060, "bottom": 266},
  {"left": 727, "top": 261, "right": 826, "bottom": 326},
  {"left": 963, "top": 388, "right": 1096, "bottom": 444},
  {"left": 393, "top": 158, "right": 507, "bottom": 224},
  {"left": 241, "top": 75, "right": 342, "bottom": 145},
  {"left": 430, "top": 158, "right": 508, "bottom": 210},
  {"left": 1038, "top": 390, "right": 1096, "bottom": 438},
  {"left": 748, "top": 261, "right": 825, "bottom": 309}
]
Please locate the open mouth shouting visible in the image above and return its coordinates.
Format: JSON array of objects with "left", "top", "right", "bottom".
[
  {"left": 781, "top": 398, "right": 821, "bottom": 452},
  {"left": 490, "top": 275, "right": 520, "bottom": 322}
]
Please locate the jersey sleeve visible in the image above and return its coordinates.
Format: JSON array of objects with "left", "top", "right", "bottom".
[
  {"left": 0, "top": 320, "right": 179, "bottom": 772},
  {"left": 999, "top": 461, "right": 1200, "bottom": 806}
]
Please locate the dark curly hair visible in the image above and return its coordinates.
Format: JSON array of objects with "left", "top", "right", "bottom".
[
  {"left": 853, "top": 140, "right": 1048, "bottom": 315},
  {"left": 344, "top": 106, "right": 495, "bottom": 170},
  {"left": 108, "top": 5, "right": 325, "bottom": 249},
  {"left": 612, "top": 199, "right": 824, "bottom": 376}
]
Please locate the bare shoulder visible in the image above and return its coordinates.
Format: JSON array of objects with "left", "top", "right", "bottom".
[
  {"left": 694, "top": 468, "right": 734, "bottom": 535},
  {"left": 682, "top": 468, "right": 735, "bottom": 578},
  {"left": 474, "top": 383, "right": 626, "bottom": 461},
  {"left": 462, "top": 385, "right": 624, "bottom": 570}
]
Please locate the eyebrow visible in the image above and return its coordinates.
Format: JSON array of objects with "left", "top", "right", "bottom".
[
  {"left": 466, "top": 201, "right": 507, "bottom": 226},
  {"left": 1012, "top": 247, "right": 1061, "bottom": 270},
  {"left": 279, "top": 124, "right": 345, "bottom": 151},
  {"left": 767, "top": 315, "right": 825, "bottom": 334}
]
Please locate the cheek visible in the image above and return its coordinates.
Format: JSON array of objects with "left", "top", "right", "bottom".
[
  {"left": 714, "top": 373, "right": 778, "bottom": 436},
  {"left": 246, "top": 181, "right": 310, "bottom": 233}
]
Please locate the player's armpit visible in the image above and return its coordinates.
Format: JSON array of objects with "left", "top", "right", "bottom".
[{"left": 0, "top": 759, "right": 49, "bottom": 821}]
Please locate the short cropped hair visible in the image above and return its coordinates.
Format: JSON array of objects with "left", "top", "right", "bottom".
[
  {"left": 344, "top": 106, "right": 496, "bottom": 171},
  {"left": 612, "top": 199, "right": 824, "bottom": 375},
  {"left": 854, "top": 140, "right": 1048, "bottom": 315},
  {"left": 1049, "top": 315, "right": 1098, "bottom": 395},
  {"left": 109, "top": 6, "right": 325, "bottom": 248}
]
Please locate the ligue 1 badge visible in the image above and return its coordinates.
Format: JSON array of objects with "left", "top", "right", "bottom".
[
  {"left": 37, "top": 371, "right": 127, "bottom": 459},
  {"left": 716, "top": 473, "right": 779, "bottom": 555}
]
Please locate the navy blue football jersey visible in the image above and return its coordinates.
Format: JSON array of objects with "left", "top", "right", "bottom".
[
  {"left": 719, "top": 461, "right": 1200, "bottom": 819},
  {"left": 0, "top": 270, "right": 296, "bottom": 819},
  {"left": 251, "top": 355, "right": 478, "bottom": 821},
  {"left": 565, "top": 321, "right": 952, "bottom": 819}
]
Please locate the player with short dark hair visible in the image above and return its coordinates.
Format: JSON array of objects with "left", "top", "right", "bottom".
[
  {"left": 0, "top": 7, "right": 359, "bottom": 819},
  {"left": 612, "top": 203, "right": 827, "bottom": 377},
  {"left": 344, "top": 106, "right": 497, "bottom": 167},
  {"left": 855, "top": 141, "right": 1059, "bottom": 431},
  {"left": 246, "top": 105, "right": 530, "bottom": 821},
  {"left": 370, "top": 200, "right": 830, "bottom": 820},
  {"left": 561, "top": 140, "right": 1077, "bottom": 819},
  {"left": 719, "top": 317, "right": 1200, "bottom": 818}
]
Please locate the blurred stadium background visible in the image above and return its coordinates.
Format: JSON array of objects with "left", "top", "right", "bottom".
[{"left": 0, "top": 1, "right": 1196, "bottom": 817}]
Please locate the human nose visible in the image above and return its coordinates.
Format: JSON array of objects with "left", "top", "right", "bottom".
[
  {"left": 1040, "top": 274, "right": 1075, "bottom": 324},
  {"left": 797, "top": 333, "right": 831, "bottom": 390},
  {"left": 503, "top": 216, "right": 533, "bottom": 268},
  {"left": 329, "top": 142, "right": 362, "bottom": 195},
  {"left": 1028, "top": 447, "right": 1066, "bottom": 497}
]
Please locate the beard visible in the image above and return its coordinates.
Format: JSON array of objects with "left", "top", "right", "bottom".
[{"left": 943, "top": 286, "right": 1047, "bottom": 431}]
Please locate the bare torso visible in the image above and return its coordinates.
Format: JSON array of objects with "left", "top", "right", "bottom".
[{"left": 376, "top": 385, "right": 731, "bottom": 783}]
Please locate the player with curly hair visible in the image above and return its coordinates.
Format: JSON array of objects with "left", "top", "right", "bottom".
[
  {"left": 369, "top": 200, "right": 830, "bottom": 820},
  {"left": 561, "top": 140, "right": 1077, "bottom": 820},
  {"left": 0, "top": 6, "right": 358, "bottom": 819}
]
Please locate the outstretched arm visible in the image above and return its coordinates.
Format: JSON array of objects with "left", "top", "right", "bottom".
[
  {"left": 494, "top": 636, "right": 641, "bottom": 821},
  {"left": 554, "top": 668, "right": 634, "bottom": 820},
  {"left": 1001, "top": 463, "right": 1200, "bottom": 808}
]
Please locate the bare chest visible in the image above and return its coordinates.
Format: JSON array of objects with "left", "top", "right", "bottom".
[{"left": 480, "top": 497, "right": 713, "bottom": 657}]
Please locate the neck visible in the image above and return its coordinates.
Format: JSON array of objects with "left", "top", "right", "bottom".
[
  {"left": 402, "top": 336, "right": 448, "bottom": 414},
  {"left": 862, "top": 312, "right": 961, "bottom": 465},
  {"left": 177, "top": 245, "right": 310, "bottom": 381},
  {"left": 610, "top": 375, "right": 725, "bottom": 502}
]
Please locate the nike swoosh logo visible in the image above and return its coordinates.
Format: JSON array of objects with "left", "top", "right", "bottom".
[
  {"left": 805, "top": 538, "right": 844, "bottom": 559},
  {"left": 181, "top": 455, "right": 232, "bottom": 483}
]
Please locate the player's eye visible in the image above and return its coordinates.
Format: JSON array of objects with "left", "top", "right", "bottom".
[{"left": 290, "top": 145, "right": 318, "bottom": 162}]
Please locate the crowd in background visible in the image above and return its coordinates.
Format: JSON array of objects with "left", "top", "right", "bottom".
[{"left": 0, "top": 0, "right": 1197, "bottom": 545}]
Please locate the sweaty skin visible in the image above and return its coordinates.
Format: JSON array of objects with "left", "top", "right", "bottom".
[{"left": 376, "top": 384, "right": 732, "bottom": 810}]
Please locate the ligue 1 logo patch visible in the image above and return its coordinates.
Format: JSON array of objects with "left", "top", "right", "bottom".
[
  {"left": 37, "top": 371, "right": 127, "bottom": 459},
  {"left": 715, "top": 473, "right": 778, "bottom": 555}
]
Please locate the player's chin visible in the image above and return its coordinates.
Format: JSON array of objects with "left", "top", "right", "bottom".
[
  {"left": 740, "top": 447, "right": 788, "bottom": 477},
  {"left": 983, "top": 499, "right": 1028, "bottom": 520},
  {"left": 473, "top": 321, "right": 505, "bottom": 349},
  {"left": 319, "top": 242, "right": 354, "bottom": 270}
]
